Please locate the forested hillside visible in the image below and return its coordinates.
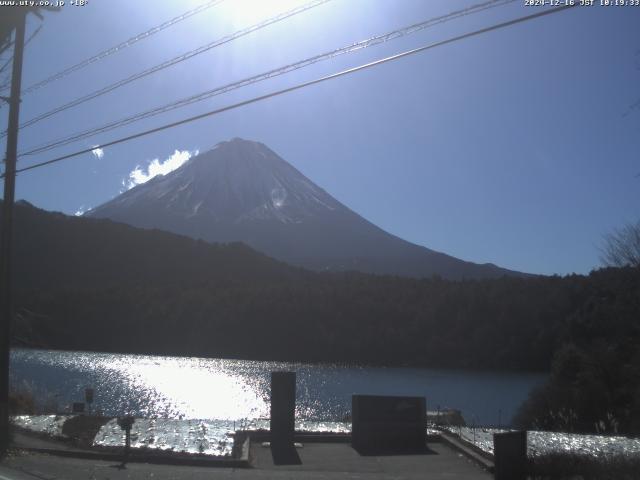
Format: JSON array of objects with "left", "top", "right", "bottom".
[{"left": 5, "top": 202, "right": 637, "bottom": 371}]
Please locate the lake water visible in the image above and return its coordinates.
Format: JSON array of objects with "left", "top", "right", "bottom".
[{"left": 10, "top": 348, "right": 546, "bottom": 427}]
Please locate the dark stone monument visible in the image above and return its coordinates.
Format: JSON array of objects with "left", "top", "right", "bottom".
[
  {"left": 352, "top": 394, "right": 426, "bottom": 455},
  {"left": 493, "top": 430, "right": 527, "bottom": 480},
  {"left": 72, "top": 402, "right": 85, "bottom": 413},
  {"left": 270, "top": 371, "right": 300, "bottom": 465}
]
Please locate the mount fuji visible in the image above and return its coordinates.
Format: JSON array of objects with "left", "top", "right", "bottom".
[{"left": 87, "top": 138, "right": 525, "bottom": 279}]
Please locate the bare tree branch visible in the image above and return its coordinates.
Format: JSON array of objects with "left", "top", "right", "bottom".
[{"left": 600, "top": 220, "right": 640, "bottom": 268}]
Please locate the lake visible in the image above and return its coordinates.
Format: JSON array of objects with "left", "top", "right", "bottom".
[{"left": 10, "top": 348, "right": 546, "bottom": 427}]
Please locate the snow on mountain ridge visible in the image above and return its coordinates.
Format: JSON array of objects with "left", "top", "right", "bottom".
[{"left": 95, "top": 138, "right": 340, "bottom": 225}]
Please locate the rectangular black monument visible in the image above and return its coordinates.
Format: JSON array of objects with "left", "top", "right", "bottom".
[
  {"left": 270, "top": 371, "right": 299, "bottom": 464},
  {"left": 352, "top": 394, "right": 426, "bottom": 455},
  {"left": 493, "top": 430, "right": 527, "bottom": 480}
]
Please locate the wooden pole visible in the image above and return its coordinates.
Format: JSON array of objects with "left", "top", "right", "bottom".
[{"left": 0, "top": 9, "right": 27, "bottom": 453}]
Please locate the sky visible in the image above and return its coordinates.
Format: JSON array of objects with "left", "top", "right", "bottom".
[{"left": 0, "top": 0, "right": 638, "bottom": 276}]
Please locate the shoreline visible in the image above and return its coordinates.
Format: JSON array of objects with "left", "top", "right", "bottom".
[
  {"left": 12, "top": 414, "right": 640, "bottom": 461},
  {"left": 10, "top": 346, "right": 551, "bottom": 375}
]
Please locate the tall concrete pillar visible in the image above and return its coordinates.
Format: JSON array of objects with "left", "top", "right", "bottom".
[
  {"left": 493, "top": 430, "right": 527, "bottom": 480},
  {"left": 270, "top": 371, "right": 298, "bottom": 464}
]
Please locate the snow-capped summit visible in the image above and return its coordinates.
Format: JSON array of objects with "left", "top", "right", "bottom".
[
  {"left": 88, "top": 138, "right": 525, "bottom": 279},
  {"left": 109, "top": 138, "right": 339, "bottom": 225}
]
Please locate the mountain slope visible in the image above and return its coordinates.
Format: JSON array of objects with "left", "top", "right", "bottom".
[
  {"left": 8, "top": 200, "right": 297, "bottom": 292},
  {"left": 88, "top": 138, "right": 526, "bottom": 279}
]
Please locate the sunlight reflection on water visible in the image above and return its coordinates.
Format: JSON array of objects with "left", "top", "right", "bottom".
[
  {"left": 10, "top": 348, "right": 546, "bottom": 426},
  {"left": 443, "top": 426, "right": 640, "bottom": 459},
  {"left": 13, "top": 349, "right": 273, "bottom": 420}
]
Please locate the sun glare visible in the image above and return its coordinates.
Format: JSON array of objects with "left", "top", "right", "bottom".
[{"left": 225, "top": 0, "right": 309, "bottom": 26}]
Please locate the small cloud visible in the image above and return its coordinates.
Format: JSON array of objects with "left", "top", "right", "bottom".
[
  {"left": 91, "top": 146, "right": 104, "bottom": 159},
  {"left": 124, "top": 149, "right": 197, "bottom": 190},
  {"left": 74, "top": 205, "right": 87, "bottom": 216}
]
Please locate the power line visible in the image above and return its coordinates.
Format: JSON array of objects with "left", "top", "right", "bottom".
[
  {"left": 0, "top": 25, "right": 41, "bottom": 89},
  {"left": 0, "top": 25, "right": 41, "bottom": 72},
  {"left": 0, "top": 0, "right": 226, "bottom": 96},
  {"left": 0, "top": 55, "right": 14, "bottom": 84},
  {"left": 7, "top": 3, "right": 577, "bottom": 177},
  {"left": 19, "top": 0, "right": 514, "bottom": 157},
  {"left": 5, "top": 0, "right": 331, "bottom": 136}
]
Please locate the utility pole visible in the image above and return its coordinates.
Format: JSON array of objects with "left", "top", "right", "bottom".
[{"left": 0, "top": 9, "right": 27, "bottom": 454}]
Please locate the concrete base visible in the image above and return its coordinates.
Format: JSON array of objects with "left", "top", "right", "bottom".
[{"left": 250, "top": 440, "right": 492, "bottom": 479}]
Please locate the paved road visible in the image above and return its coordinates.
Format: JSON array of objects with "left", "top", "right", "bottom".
[
  {"left": 1, "top": 442, "right": 491, "bottom": 480},
  {"left": 0, "top": 462, "right": 43, "bottom": 480}
]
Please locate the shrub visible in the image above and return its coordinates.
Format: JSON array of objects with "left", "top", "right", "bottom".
[
  {"left": 528, "top": 452, "right": 640, "bottom": 480},
  {"left": 8, "top": 390, "right": 36, "bottom": 415}
]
